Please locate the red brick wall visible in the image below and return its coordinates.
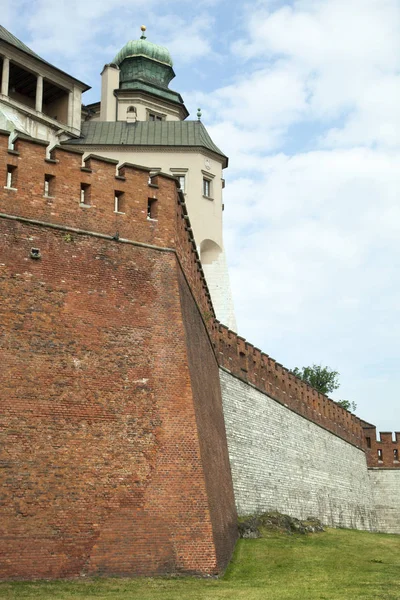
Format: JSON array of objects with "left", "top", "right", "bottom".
[
  {"left": 363, "top": 426, "right": 400, "bottom": 468},
  {"left": 178, "top": 269, "right": 238, "bottom": 572},
  {"left": 0, "top": 134, "right": 237, "bottom": 579}
]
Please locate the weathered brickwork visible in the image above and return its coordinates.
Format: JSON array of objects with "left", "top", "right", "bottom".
[
  {"left": 178, "top": 270, "right": 238, "bottom": 568},
  {"left": 220, "top": 369, "right": 377, "bottom": 530},
  {"left": 363, "top": 425, "right": 400, "bottom": 468},
  {"left": 0, "top": 135, "right": 236, "bottom": 579},
  {"left": 368, "top": 469, "right": 400, "bottom": 534}
]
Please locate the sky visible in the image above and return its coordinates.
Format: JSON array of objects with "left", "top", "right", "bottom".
[{"left": 3, "top": 0, "right": 400, "bottom": 432}]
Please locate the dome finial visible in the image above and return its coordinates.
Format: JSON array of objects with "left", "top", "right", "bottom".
[
  {"left": 197, "top": 108, "right": 202, "bottom": 121},
  {"left": 140, "top": 25, "right": 147, "bottom": 40}
]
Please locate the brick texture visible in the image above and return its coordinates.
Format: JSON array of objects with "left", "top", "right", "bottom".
[
  {"left": 0, "top": 134, "right": 236, "bottom": 579},
  {"left": 363, "top": 426, "right": 400, "bottom": 468}
]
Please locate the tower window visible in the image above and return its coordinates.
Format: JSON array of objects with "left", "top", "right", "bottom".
[
  {"left": 147, "top": 198, "right": 158, "bottom": 219},
  {"left": 126, "top": 106, "right": 137, "bottom": 123},
  {"left": 114, "top": 190, "right": 125, "bottom": 213},
  {"left": 148, "top": 112, "right": 163, "bottom": 122},
  {"left": 394, "top": 449, "right": 399, "bottom": 461},
  {"left": 377, "top": 449, "right": 383, "bottom": 461},
  {"left": 366, "top": 437, "right": 371, "bottom": 449},
  {"left": 44, "top": 174, "right": 55, "bottom": 197},
  {"left": 80, "top": 183, "right": 91, "bottom": 206},
  {"left": 178, "top": 175, "right": 185, "bottom": 193},
  {"left": 5, "top": 165, "right": 16, "bottom": 189},
  {"left": 203, "top": 178, "right": 211, "bottom": 198}
]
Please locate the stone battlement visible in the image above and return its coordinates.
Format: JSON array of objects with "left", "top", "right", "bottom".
[
  {"left": 214, "top": 322, "right": 366, "bottom": 449},
  {"left": 0, "top": 129, "right": 215, "bottom": 324},
  {"left": 363, "top": 425, "right": 400, "bottom": 468}
]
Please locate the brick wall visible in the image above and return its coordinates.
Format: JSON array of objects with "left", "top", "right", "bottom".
[
  {"left": 178, "top": 269, "right": 238, "bottom": 571},
  {"left": 363, "top": 426, "right": 400, "bottom": 468},
  {"left": 0, "top": 133, "right": 236, "bottom": 579}
]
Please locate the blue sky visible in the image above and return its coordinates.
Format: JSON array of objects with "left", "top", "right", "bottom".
[{"left": 3, "top": 0, "right": 400, "bottom": 432}]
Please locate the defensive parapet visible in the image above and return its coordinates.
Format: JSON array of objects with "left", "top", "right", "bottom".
[
  {"left": 213, "top": 322, "right": 366, "bottom": 449},
  {"left": 362, "top": 424, "right": 400, "bottom": 468},
  {"left": 0, "top": 130, "right": 215, "bottom": 325}
]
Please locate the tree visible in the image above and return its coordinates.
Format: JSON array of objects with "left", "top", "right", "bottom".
[
  {"left": 291, "top": 364, "right": 357, "bottom": 411},
  {"left": 291, "top": 364, "right": 340, "bottom": 395},
  {"left": 336, "top": 399, "right": 357, "bottom": 412}
]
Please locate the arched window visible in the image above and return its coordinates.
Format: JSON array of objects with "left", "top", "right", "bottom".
[{"left": 126, "top": 105, "right": 137, "bottom": 123}]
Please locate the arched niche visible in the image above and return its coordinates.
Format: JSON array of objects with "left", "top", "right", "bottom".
[{"left": 200, "top": 239, "right": 222, "bottom": 265}]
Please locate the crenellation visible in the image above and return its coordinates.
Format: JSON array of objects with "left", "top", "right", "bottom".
[
  {"left": 213, "top": 323, "right": 367, "bottom": 449},
  {"left": 363, "top": 425, "right": 400, "bottom": 468}
]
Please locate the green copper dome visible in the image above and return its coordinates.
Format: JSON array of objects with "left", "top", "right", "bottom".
[
  {"left": 110, "top": 27, "right": 187, "bottom": 115},
  {"left": 113, "top": 38, "right": 173, "bottom": 68}
]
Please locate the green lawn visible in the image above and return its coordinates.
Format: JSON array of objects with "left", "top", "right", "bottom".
[{"left": 1, "top": 528, "right": 400, "bottom": 599}]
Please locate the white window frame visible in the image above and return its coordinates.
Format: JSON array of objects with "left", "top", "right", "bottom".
[{"left": 170, "top": 168, "right": 188, "bottom": 195}]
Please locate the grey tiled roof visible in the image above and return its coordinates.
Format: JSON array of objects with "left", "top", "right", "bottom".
[{"left": 63, "top": 120, "right": 228, "bottom": 166}]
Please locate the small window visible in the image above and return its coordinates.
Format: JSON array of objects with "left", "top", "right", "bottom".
[
  {"left": 178, "top": 175, "right": 185, "bottom": 193},
  {"left": 114, "top": 190, "right": 125, "bottom": 213},
  {"left": 126, "top": 106, "right": 137, "bottom": 123},
  {"left": 148, "top": 112, "right": 163, "bottom": 122},
  {"left": 147, "top": 198, "right": 158, "bottom": 219},
  {"left": 203, "top": 178, "right": 211, "bottom": 198},
  {"left": 394, "top": 449, "right": 399, "bottom": 461},
  {"left": 377, "top": 449, "right": 383, "bottom": 461},
  {"left": 366, "top": 437, "right": 371, "bottom": 449},
  {"left": 80, "top": 183, "right": 91, "bottom": 206},
  {"left": 5, "top": 165, "right": 16, "bottom": 189},
  {"left": 44, "top": 174, "right": 55, "bottom": 197}
]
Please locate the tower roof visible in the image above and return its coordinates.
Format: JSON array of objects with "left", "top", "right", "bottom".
[{"left": 113, "top": 27, "right": 173, "bottom": 68}]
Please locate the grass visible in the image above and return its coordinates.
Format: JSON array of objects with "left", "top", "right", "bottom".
[{"left": 1, "top": 528, "right": 400, "bottom": 599}]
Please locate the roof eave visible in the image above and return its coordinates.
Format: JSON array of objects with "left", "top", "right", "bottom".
[{"left": 0, "top": 39, "right": 91, "bottom": 92}]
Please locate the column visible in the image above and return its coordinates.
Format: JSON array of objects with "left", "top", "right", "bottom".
[
  {"left": 1, "top": 57, "right": 9, "bottom": 96},
  {"left": 35, "top": 75, "right": 43, "bottom": 112},
  {"left": 67, "top": 90, "right": 73, "bottom": 127}
]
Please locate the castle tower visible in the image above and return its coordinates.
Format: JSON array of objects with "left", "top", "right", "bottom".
[{"left": 69, "top": 27, "right": 237, "bottom": 330}]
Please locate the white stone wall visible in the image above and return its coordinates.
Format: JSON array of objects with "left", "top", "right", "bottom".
[
  {"left": 220, "top": 369, "right": 377, "bottom": 531},
  {"left": 202, "top": 249, "right": 237, "bottom": 332},
  {"left": 369, "top": 469, "right": 400, "bottom": 534}
]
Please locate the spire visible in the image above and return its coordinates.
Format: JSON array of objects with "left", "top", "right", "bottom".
[{"left": 140, "top": 25, "right": 147, "bottom": 40}]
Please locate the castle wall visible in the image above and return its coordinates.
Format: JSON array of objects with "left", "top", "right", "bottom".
[
  {"left": 0, "top": 133, "right": 236, "bottom": 579},
  {"left": 368, "top": 470, "right": 400, "bottom": 534},
  {"left": 178, "top": 269, "right": 238, "bottom": 570},
  {"left": 220, "top": 369, "right": 377, "bottom": 530}
]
